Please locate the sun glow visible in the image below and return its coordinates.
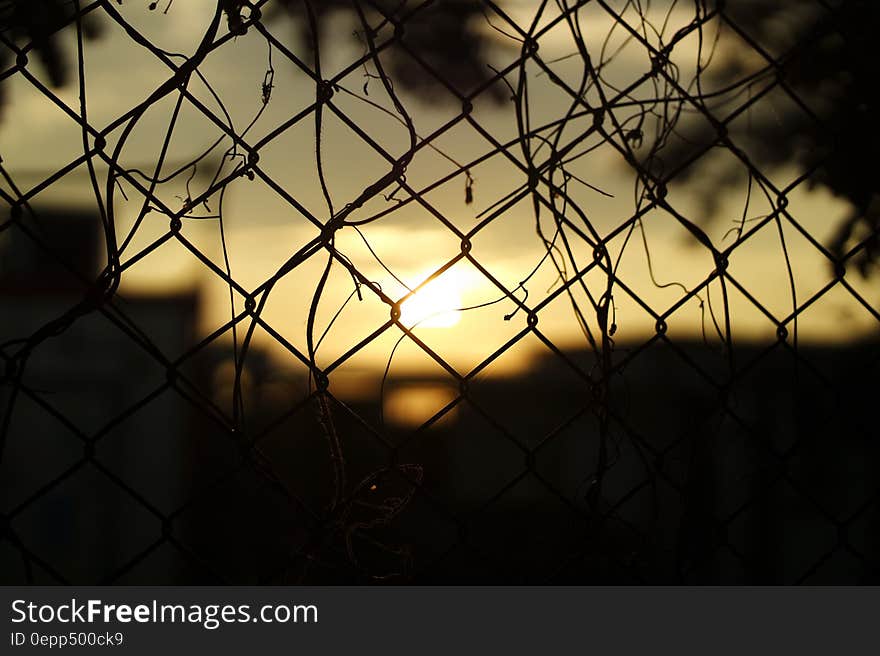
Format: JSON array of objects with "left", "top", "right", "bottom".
[{"left": 399, "top": 270, "right": 466, "bottom": 328}]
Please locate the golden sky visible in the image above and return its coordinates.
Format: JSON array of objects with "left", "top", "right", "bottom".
[{"left": 1, "top": 0, "right": 876, "bottom": 380}]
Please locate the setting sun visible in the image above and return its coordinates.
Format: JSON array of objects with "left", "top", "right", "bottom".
[{"left": 399, "top": 270, "right": 466, "bottom": 328}]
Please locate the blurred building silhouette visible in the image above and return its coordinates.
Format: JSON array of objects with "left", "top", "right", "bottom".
[
  {"left": 1, "top": 208, "right": 878, "bottom": 583},
  {"left": 0, "top": 208, "right": 199, "bottom": 582},
  {"left": 339, "top": 339, "right": 880, "bottom": 583}
]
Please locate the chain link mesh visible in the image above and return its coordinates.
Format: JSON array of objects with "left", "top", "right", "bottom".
[{"left": 0, "top": 0, "right": 878, "bottom": 583}]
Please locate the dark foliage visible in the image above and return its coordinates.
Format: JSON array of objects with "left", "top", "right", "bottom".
[
  {"left": 0, "top": 1, "right": 499, "bottom": 102},
  {"left": 0, "top": 0, "right": 102, "bottom": 88},
  {"left": 654, "top": 0, "right": 880, "bottom": 274}
]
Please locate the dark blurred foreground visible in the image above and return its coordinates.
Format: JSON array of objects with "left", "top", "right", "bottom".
[{"left": 1, "top": 209, "right": 877, "bottom": 584}]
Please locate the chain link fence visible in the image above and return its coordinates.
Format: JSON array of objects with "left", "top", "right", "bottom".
[{"left": 0, "top": 0, "right": 878, "bottom": 583}]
